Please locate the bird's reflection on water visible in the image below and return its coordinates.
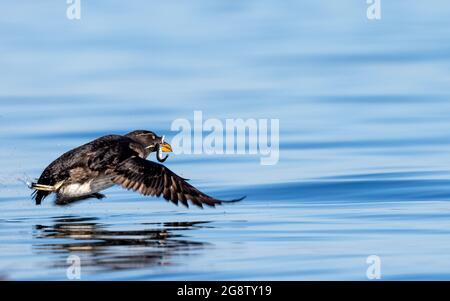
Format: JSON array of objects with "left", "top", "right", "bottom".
[{"left": 33, "top": 216, "right": 211, "bottom": 271}]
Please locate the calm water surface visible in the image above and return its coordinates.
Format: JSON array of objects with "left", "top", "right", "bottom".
[{"left": 1, "top": 1, "right": 450, "bottom": 280}]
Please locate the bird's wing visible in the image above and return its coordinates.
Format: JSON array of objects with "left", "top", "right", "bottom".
[{"left": 111, "top": 157, "right": 244, "bottom": 208}]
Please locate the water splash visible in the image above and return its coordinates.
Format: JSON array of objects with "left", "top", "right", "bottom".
[{"left": 17, "top": 174, "right": 34, "bottom": 189}]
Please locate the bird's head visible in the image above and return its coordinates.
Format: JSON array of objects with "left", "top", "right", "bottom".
[{"left": 125, "top": 130, "right": 172, "bottom": 162}]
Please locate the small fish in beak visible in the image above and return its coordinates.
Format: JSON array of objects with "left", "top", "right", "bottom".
[{"left": 156, "top": 136, "right": 172, "bottom": 162}]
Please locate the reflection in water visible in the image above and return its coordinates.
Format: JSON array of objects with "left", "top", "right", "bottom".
[{"left": 33, "top": 216, "right": 211, "bottom": 271}]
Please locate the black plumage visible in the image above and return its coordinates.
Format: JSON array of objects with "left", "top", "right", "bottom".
[{"left": 32, "top": 130, "right": 244, "bottom": 207}]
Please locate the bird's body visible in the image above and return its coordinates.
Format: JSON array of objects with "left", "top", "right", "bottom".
[
  {"left": 33, "top": 135, "right": 133, "bottom": 204},
  {"left": 56, "top": 173, "right": 114, "bottom": 198},
  {"left": 32, "top": 130, "right": 243, "bottom": 207}
]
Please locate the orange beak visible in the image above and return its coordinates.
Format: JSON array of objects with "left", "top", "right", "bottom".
[{"left": 161, "top": 142, "right": 173, "bottom": 152}]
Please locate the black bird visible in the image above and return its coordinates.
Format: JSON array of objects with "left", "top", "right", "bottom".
[{"left": 31, "top": 130, "right": 244, "bottom": 207}]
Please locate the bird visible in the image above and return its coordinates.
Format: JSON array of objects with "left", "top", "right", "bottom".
[{"left": 31, "top": 130, "right": 244, "bottom": 207}]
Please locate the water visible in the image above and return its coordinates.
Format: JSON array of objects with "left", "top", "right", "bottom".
[{"left": 1, "top": 1, "right": 450, "bottom": 280}]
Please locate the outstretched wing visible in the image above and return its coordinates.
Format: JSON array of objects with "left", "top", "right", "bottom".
[{"left": 111, "top": 157, "right": 244, "bottom": 208}]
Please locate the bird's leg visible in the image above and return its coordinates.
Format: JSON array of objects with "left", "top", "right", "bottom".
[
  {"left": 55, "top": 193, "right": 106, "bottom": 206},
  {"left": 92, "top": 193, "right": 106, "bottom": 199},
  {"left": 31, "top": 183, "right": 56, "bottom": 192},
  {"left": 31, "top": 181, "right": 64, "bottom": 192}
]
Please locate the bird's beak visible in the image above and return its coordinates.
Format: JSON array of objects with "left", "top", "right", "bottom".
[{"left": 160, "top": 142, "right": 173, "bottom": 152}]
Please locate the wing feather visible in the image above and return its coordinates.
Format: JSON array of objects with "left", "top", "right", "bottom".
[{"left": 111, "top": 157, "right": 244, "bottom": 208}]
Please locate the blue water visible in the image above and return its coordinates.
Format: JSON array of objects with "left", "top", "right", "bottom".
[{"left": 1, "top": 1, "right": 450, "bottom": 280}]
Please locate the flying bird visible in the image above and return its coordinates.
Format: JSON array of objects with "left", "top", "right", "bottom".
[{"left": 31, "top": 130, "right": 244, "bottom": 207}]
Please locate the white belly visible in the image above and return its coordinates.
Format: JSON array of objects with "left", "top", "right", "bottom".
[{"left": 59, "top": 176, "right": 114, "bottom": 198}]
